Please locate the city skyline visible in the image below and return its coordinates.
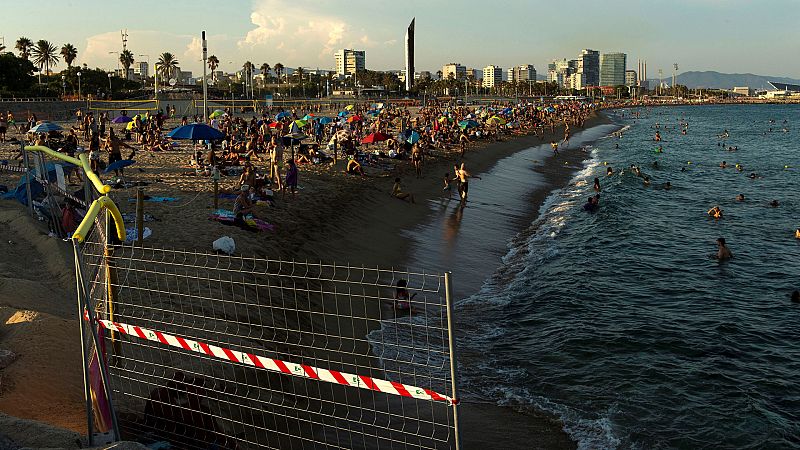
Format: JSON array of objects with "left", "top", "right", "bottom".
[{"left": 3, "top": 0, "right": 800, "bottom": 78}]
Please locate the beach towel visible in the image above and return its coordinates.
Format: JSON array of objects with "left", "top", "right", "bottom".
[
  {"left": 209, "top": 209, "right": 275, "bottom": 232},
  {"left": 124, "top": 227, "right": 152, "bottom": 242}
]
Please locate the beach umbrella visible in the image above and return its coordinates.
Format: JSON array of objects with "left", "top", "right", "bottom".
[
  {"left": 345, "top": 104, "right": 355, "bottom": 111},
  {"left": 458, "top": 120, "right": 479, "bottom": 130},
  {"left": 294, "top": 119, "right": 308, "bottom": 128},
  {"left": 29, "top": 122, "right": 63, "bottom": 133},
  {"left": 366, "top": 110, "right": 379, "bottom": 117},
  {"left": 268, "top": 121, "right": 280, "bottom": 128},
  {"left": 125, "top": 121, "right": 136, "bottom": 131},
  {"left": 361, "top": 132, "right": 391, "bottom": 144},
  {"left": 347, "top": 115, "right": 363, "bottom": 123},
  {"left": 112, "top": 116, "right": 133, "bottom": 124},
  {"left": 487, "top": 116, "right": 507, "bottom": 125},
  {"left": 302, "top": 114, "right": 314, "bottom": 121},
  {"left": 501, "top": 107, "right": 513, "bottom": 115},
  {"left": 167, "top": 123, "right": 225, "bottom": 140},
  {"left": 209, "top": 109, "right": 226, "bottom": 119},
  {"left": 319, "top": 117, "right": 334, "bottom": 125},
  {"left": 405, "top": 131, "right": 420, "bottom": 144},
  {"left": 103, "top": 159, "right": 136, "bottom": 174},
  {"left": 275, "top": 111, "right": 292, "bottom": 120},
  {"left": 338, "top": 111, "right": 349, "bottom": 117}
]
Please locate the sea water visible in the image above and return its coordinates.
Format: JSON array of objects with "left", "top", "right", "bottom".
[
  {"left": 370, "top": 104, "right": 800, "bottom": 448},
  {"left": 453, "top": 104, "right": 800, "bottom": 448}
]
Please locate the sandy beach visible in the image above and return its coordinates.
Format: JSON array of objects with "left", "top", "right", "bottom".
[{"left": 0, "top": 105, "right": 610, "bottom": 449}]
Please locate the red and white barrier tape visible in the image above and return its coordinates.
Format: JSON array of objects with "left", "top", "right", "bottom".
[
  {"left": 0, "top": 164, "right": 29, "bottom": 174},
  {"left": 88, "top": 315, "right": 456, "bottom": 406}
]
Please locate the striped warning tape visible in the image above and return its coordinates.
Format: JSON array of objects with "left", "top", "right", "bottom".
[
  {"left": 87, "top": 314, "right": 457, "bottom": 406},
  {"left": 0, "top": 164, "right": 29, "bottom": 173}
]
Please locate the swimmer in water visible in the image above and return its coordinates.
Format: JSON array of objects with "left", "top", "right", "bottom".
[
  {"left": 770, "top": 199, "right": 780, "bottom": 207},
  {"left": 720, "top": 161, "right": 727, "bottom": 168},
  {"left": 795, "top": 228, "right": 800, "bottom": 239},
  {"left": 792, "top": 290, "right": 800, "bottom": 303},
  {"left": 707, "top": 206, "right": 723, "bottom": 219},
  {"left": 736, "top": 194, "right": 745, "bottom": 202},
  {"left": 593, "top": 177, "right": 601, "bottom": 192},
  {"left": 664, "top": 181, "right": 672, "bottom": 190},
  {"left": 606, "top": 167, "right": 614, "bottom": 176},
  {"left": 748, "top": 172, "right": 759, "bottom": 179},
  {"left": 715, "top": 237, "right": 733, "bottom": 260},
  {"left": 654, "top": 131, "right": 661, "bottom": 141}
]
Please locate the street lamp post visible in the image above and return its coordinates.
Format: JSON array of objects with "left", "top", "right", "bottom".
[
  {"left": 108, "top": 73, "right": 113, "bottom": 93},
  {"left": 77, "top": 71, "right": 82, "bottom": 99},
  {"left": 62, "top": 75, "right": 66, "bottom": 97}
]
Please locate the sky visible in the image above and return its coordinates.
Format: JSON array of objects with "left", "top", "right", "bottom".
[{"left": 3, "top": 0, "right": 800, "bottom": 78}]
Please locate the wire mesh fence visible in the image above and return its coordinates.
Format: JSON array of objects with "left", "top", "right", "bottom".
[{"left": 78, "top": 223, "right": 460, "bottom": 450}]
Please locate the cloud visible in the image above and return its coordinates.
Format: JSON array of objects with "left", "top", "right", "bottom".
[
  {"left": 83, "top": 30, "right": 195, "bottom": 70},
  {"left": 238, "top": 0, "right": 385, "bottom": 66}
]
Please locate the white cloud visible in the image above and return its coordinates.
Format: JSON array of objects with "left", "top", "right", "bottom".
[{"left": 238, "top": 0, "right": 385, "bottom": 66}]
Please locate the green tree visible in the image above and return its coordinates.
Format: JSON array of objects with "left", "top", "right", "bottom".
[
  {"left": 31, "top": 40, "right": 59, "bottom": 83},
  {"left": 119, "top": 50, "right": 134, "bottom": 79},
  {"left": 60, "top": 43, "right": 77, "bottom": 68},
  {"left": 259, "top": 63, "right": 270, "bottom": 84},
  {"left": 274, "top": 62, "right": 283, "bottom": 83},
  {"left": 156, "top": 52, "right": 179, "bottom": 85},
  {"left": 207, "top": 55, "right": 219, "bottom": 83},
  {"left": 0, "top": 53, "right": 36, "bottom": 92},
  {"left": 15, "top": 37, "right": 33, "bottom": 60}
]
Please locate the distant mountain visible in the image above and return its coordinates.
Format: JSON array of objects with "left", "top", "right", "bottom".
[{"left": 670, "top": 71, "right": 800, "bottom": 89}]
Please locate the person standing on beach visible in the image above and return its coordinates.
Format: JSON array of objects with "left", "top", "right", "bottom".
[
  {"left": 411, "top": 145, "right": 423, "bottom": 178},
  {"left": 454, "top": 163, "right": 481, "bottom": 203},
  {"left": 551, "top": 141, "right": 559, "bottom": 156},
  {"left": 270, "top": 136, "right": 283, "bottom": 191},
  {"left": 459, "top": 131, "right": 470, "bottom": 158}
]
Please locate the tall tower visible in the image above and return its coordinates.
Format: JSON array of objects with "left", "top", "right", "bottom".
[{"left": 405, "top": 18, "right": 415, "bottom": 92}]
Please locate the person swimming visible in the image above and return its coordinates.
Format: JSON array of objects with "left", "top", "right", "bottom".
[
  {"left": 654, "top": 131, "right": 661, "bottom": 141},
  {"left": 606, "top": 167, "right": 614, "bottom": 176},
  {"left": 736, "top": 194, "right": 745, "bottom": 202},
  {"left": 795, "top": 228, "right": 800, "bottom": 239},
  {"left": 770, "top": 199, "right": 780, "bottom": 207},
  {"left": 593, "top": 177, "right": 601, "bottom": 192},
  {"left": 791, "top": 290, "right": 800, "bottom": 303},
  {"left": 707, "top": 206, "right": 723, "bottom": 219},
  {"left": 664, "top": 181, "right": 672, "bottom": 190},
  {"left": 720, "top": 161, "right": 727, "bottom": 168}
]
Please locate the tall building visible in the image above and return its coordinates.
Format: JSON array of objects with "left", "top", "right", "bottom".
[
  {"left": 507, "top": 67, "right": 516, "bottom": 82},
  {"left": 548, "top": 59, "right": 577, "bottom": 87},
  {"left": 442, "top": 63, "right": 466, "bottom": 80},
  {"left": 599, "top": 53, "right": 626, "bottom": 86},
  {"left": 637, "top": 59, "right": 649, "bottom": 90},
  {"left": 404, "top": 18, "right": 414, "bottom": 91},
  {"left": 513, "top": 64, "right": 537, "bottom": 82},
  {"left": 134, "top": 61, "right": 149, "bottom": 79},
  {"left": 482, "top": 65, "right": 503, "bottom": 88},
  {"left": 334, "top": 49, "right": 365, "bottom": 76},
  {"left": 625, "top": 70, "right": 637, "bottom": 87},
  {"left": 577, "top": 49, "right": 600, "bottom": 88}
]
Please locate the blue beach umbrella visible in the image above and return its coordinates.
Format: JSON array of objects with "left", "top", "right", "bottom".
[
  {"left": 112, "top": 116, "right": 133, "bottom": 124},
  {"left": 338, "top": 111, "right": 349, "bottom": 117},
  {"left": 29, "top": 122, "right": 63, "bottom": 133},
  {"left": 167, "top": 123, "right": 225, "bottom": 140},
  {"left": 275, "top": 111, "right": 292, "bottom": 120},
  {"left": 103, "top": 159, "right": 136, "bottom": 174},
  {"left": 458, "top": 120, "right": 479, "bottom": 130},
  {"left": 406, "top": 131, "right": 420, "bottom": 144},
  {"left": 319, "top": 117, "right": 334, "bottom": 125}
]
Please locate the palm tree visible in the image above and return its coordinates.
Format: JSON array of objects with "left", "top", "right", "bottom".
[
  {"left": 294, "top": 67, "right": 306, "bottom": 97},
  {"left": 207, "top": 55, "right": 219, "bottom": 83},
  {"left": 259, "top": 63, "right": 270, "bottom": 84},
  {"left": 119, "top": 50, "right": 134, "bottom": 79},
  {"left": 31, "top": 40, "right": 59, "bottom": 83},
  {"left": 274, "top": 63, "right": 284, "bottom": 92},
  {"left": 156, "top": 52, "right": 179, "bottom": 86},
  {"left": 15, "top": 37, "right": 33, "bottom": 60},
  {"left": 242, "top": 61, "right": 253, "bottom": 98},
  {"left": 60, "top": 43, "right": 78, "bottom": 68}
]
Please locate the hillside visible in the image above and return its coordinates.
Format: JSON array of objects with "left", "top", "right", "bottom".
[{"left": 672, "top": 71, "right": 800, "bottom": 89}]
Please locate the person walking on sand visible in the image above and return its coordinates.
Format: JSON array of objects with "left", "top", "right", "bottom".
[
  {"left": 551, "top": 141, "right": 559, "bottom": 156},
  {"left": 562, "top": 122, "right": 571, "bottom": 148},
  {"left": 459, "top": 131, "right": 470, "bottom": 158},
  {"left": 454, "top": 163, "right": 481, "bottom": 203}
]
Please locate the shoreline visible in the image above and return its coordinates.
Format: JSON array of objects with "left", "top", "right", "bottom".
[{"left": 0, "top": 106, "right": 611, "bottom": 448}]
